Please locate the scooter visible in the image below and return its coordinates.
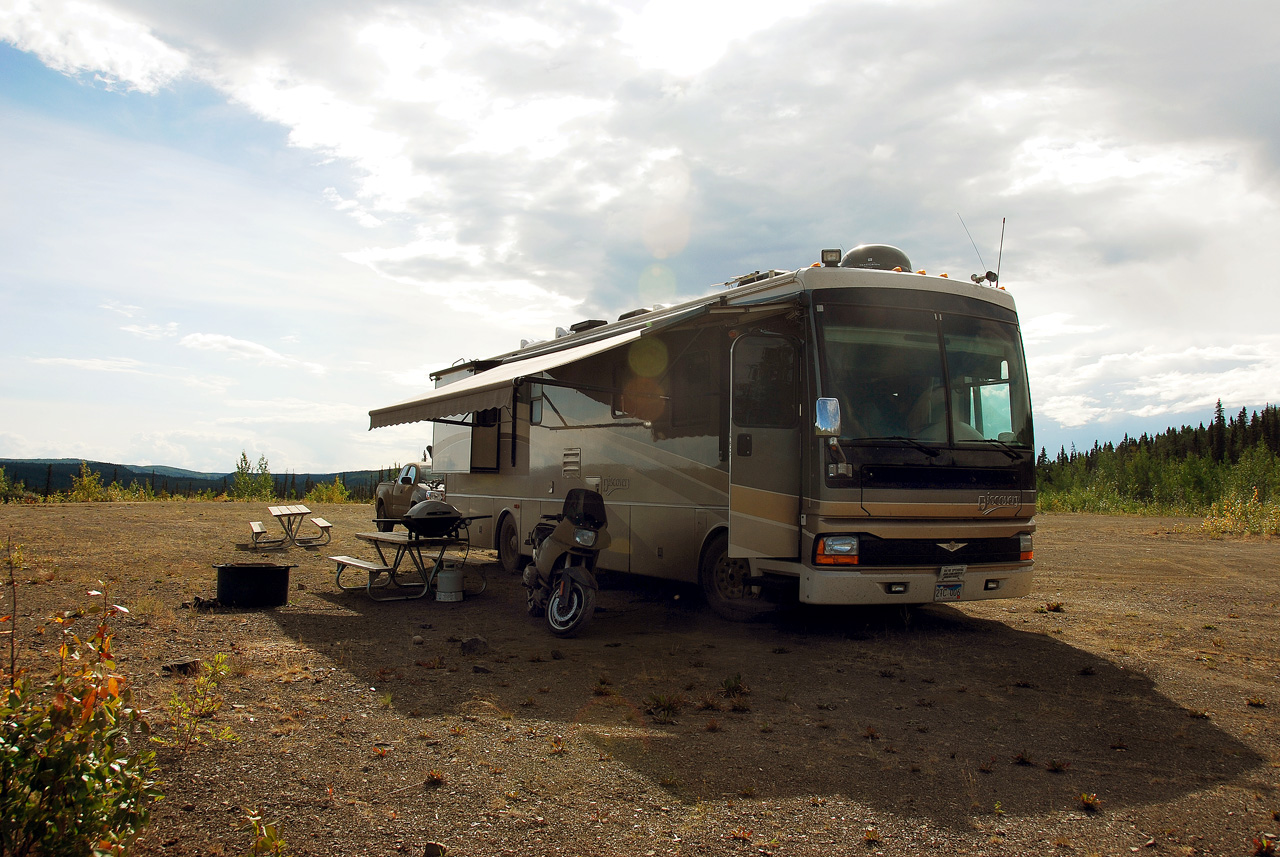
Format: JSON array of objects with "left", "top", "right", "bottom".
[{"left": 522, "top": 488, "right": 610, "bottom": 637}]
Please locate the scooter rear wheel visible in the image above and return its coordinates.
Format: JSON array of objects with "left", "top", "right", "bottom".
[{"left": 545, "top": 577, "right": 596, "bottom": 637}]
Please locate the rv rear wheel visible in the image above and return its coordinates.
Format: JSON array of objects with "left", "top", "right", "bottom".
[
  {"left": 700, "top": 533, "right": 771, "bottom": 621},
  {"left": 498, "top": 514, "right": 522, "bottom": 574}
]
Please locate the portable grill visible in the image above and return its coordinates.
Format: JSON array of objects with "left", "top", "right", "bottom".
[{"left": 401, "top": 499, "right": 472, "bottom": 539}]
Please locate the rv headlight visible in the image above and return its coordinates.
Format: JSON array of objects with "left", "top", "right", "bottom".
[
  {"left": 815, "top": 534, "right": 859, "bottom": 565},
  {"left": 573, "top": 528, "right": 597, "bottom": 548}
]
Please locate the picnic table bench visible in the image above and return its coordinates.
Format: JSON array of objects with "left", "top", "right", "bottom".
[
  {"left": 330, "top": 530, "right": 484, "bottom": 602},
  {"left": 244, "top": 505, "right": 332, "bottom": 549}
]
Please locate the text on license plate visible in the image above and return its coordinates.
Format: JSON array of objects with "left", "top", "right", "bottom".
[{"left": 934, "top": 583, "right": 962, "bottom": 602}]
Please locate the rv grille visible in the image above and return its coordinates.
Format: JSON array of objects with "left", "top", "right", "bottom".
[
  {"left": 861, "top": 465, "right": 1019, "bottom": 491},
  {"left": 857, "top": 535, "right": 1022, "bottom": 567}
]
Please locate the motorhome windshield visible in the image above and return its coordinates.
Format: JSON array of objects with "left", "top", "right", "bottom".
[{"left": 817, "top": 303, "right": 1033, "bottom": 447}]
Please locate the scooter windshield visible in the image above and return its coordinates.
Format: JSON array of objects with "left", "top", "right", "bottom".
[{"left": 562, "top": 488, "right": 607, "bottom": 529}]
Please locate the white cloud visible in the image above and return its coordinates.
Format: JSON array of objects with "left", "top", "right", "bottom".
[
  {"left": 179, "top": 333, "right": 326, "bottom": 375},
  {"left": 121, "top": 322, "right": 178, "bottom": 340},
  {"left": 0, "top": 0, "right": 187, "bottom": 92},
  {"left": 616, "top": 0, "right": 824, "bottom": 76},
  {"left": 31, "top": 356, "right": 147, "bottom": 373},
  {"left": 214, "top": 397, "right": 366, "bottom": 425},
  {"left": 99, "top": 301, "right": 143, "bottom": 318}
]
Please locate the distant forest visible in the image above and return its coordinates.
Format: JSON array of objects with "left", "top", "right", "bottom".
[
  {"left": 0, "top": 458, "right": 407, "bottom": 503},
  {"left": 1037, "top": 401, "right": 1280, "bottom": 516}
]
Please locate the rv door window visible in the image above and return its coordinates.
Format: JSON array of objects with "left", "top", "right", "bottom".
[{"left": 732, "top": 337, "right": 797, "bottom": 429}]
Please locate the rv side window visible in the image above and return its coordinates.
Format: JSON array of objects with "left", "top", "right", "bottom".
[
  {"left": 470, "top": 408, "right": 501, "bottom": 471},
  {"left": 670, "top": 350, "right": 714, "bottom": 427},
  {"left": 529, "top": 383, "right": 544, "bottom": 426}
]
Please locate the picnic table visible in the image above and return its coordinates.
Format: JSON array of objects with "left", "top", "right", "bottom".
[
  {"left": 330, "top": 531, "right": 483, "bottom": 602},
  {"left": 248, "top": 505, "right": 332, "bottom": 549}
]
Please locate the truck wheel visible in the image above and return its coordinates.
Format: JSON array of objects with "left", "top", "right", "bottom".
[
  {"left": 699, "top": 533, "right": 771, "bottom": 621},
  {"left": 375, "top": 502, "right": 393, "bottom": 533},
  {"left": 498, "top": 514, "right": 522, "bottom": 574}
]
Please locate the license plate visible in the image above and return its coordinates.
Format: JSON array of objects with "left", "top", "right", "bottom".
[
  {"left": 934, "top": 583, "right": 962, "bottom": 602},
  {"left": 938, "top": 564, "right": 966, "bottom": 582}
]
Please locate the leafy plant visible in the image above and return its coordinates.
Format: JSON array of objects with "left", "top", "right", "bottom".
[
  {"left": 0, "top": 564, "right": 161, "bottom": 856},
  {"left": 68, "top": 461, "right": 110, "bottom": 502},
  {"left": 242, "top": 809, "right": 294, "bottom": 856},
  {"left": 304, "top": 476, "right": 350, "bottom": 505},
  {"left": 229, "top": 452, "right": 276, "bottom": 501},
  {"left": 161, "top": 652, "right": 236, "bottom": 756}
]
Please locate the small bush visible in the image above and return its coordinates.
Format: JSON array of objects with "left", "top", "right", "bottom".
[
  {"left": 229, "top": 452, "right": 275, "bottom": 502},
  {"left": 68, "top": 461, "right": 110, "bottom": 502},
  {"left": 0, "top": 569, "right": 161, "bottom": 856},
  {"left": 304, "top": 476, "right": 351, "bottom": 505},
  {"left": 161, "top": 652, "right": 236, "bottom": 757}
]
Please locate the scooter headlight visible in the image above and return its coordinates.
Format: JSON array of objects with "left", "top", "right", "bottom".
[{"left": 573, "top": 528, "right": 597, "bottom": 547}]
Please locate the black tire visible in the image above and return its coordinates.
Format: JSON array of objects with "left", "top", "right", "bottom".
[
  {"left": 375, "top": 503, "right": 393, "bottom": 533},
  {"left": 498, "top": 514, "right": 522, "bottom": 574},
  {"left": 699, "top": 532, "right": 771, "bottom": 621},
  {"left": 545, "top": 576, "right": 596, "bottom": 637}
]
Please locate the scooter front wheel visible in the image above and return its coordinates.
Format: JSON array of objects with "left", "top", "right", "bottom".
[{"left": 545, "top": 577, "right": 596, "bottom": 637}]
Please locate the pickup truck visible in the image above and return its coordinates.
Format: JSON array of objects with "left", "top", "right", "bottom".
[{"left": 373, "top": 462, "right": 444, "bottom": 530}]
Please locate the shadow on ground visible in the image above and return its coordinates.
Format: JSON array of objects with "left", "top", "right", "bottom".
[{"left": 270, "top": 565, "right": 1262, "bottom": 829}]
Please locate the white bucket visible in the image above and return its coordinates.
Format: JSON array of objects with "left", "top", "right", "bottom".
[{"left": 435, "top": 564, "right": 463, "bottom": 602}]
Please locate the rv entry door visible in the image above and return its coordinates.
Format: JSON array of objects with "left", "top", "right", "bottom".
[{"left": 728, "top": 333, "right": 801, "bottom": 559}]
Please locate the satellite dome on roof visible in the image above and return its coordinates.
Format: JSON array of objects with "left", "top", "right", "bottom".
[{"left": 839, "top": 244, "right": 912, "bottom": 271}]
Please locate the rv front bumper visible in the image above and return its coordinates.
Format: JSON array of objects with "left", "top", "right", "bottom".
[{"left": 795, "top": 562, "right": 1034, "bottom": 605}]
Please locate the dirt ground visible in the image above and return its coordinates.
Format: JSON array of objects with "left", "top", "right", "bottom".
[{"left": 2, "top": 502, "right": 1278, "bottom": 857}]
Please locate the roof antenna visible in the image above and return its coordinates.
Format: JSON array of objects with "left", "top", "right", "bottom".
[
  {"left": 957, "top": 212, "right": 986, "bottom": 270},
  {"left": 996, "top": 216, "right": 1005, "bottom": 284},
  {"left": 959, "top": 212, "right": 1002, "bottom": 286}
]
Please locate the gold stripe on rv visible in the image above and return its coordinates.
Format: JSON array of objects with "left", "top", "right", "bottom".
[{"left": 729, "top": 484, "right": 799, "bottom": 558}]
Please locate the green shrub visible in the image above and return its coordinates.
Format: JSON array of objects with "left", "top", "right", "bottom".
[
  {"left": 229, "top": 452, "right": 275, "bottom": 502},
  {"left": 161, "top": 653, "right": 236, "bottom": 757},
  {"left": 67, "top": 461, "right": 110, "bottom": 503},
  {"left": 0, "top": 568, "right": 161, "bottom": 855},
  {"left": 304, "top": 476, "right": 351, "bottom": 505}
]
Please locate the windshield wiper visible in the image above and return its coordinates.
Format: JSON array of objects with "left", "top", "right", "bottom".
[
  {"left": 866, "top": 436, "right": 942, "bottom": 458},
  {"left": 970, "top": 438, "right": 1022, "bottom": 460}
]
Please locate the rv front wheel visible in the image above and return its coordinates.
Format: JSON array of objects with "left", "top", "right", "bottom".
[
  {"left": 498, "top": 514, "right": 522, "bottom": 574},
  {"left": 700, "top": 533, "right": 770, "bottom": 621}
]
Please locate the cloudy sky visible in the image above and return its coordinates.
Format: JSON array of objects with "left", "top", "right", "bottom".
[{"left": 2, "top": 0, "right": 1278, "bottom": 473}]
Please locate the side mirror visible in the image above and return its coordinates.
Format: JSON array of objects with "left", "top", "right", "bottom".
[{"left": 815, "top": 397, "right": 842, "bottom": 436}]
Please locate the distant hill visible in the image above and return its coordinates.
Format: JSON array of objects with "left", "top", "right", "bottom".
[{"left": 0, "top": 458, "right": 398, "bottom": 501}]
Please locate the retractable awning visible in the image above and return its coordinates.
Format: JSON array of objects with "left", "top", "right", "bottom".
[{"left": 369, "top": 328, "right": 643, "bottom": 429}]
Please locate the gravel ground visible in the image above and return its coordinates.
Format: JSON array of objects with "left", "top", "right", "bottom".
[{"left": 2, "top": 502, "right": 1278, "bottom": 856}]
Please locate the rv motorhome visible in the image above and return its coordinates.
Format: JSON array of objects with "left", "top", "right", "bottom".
[{"left": 369, "top": 244, "right": 1036, "bottom": 619}]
